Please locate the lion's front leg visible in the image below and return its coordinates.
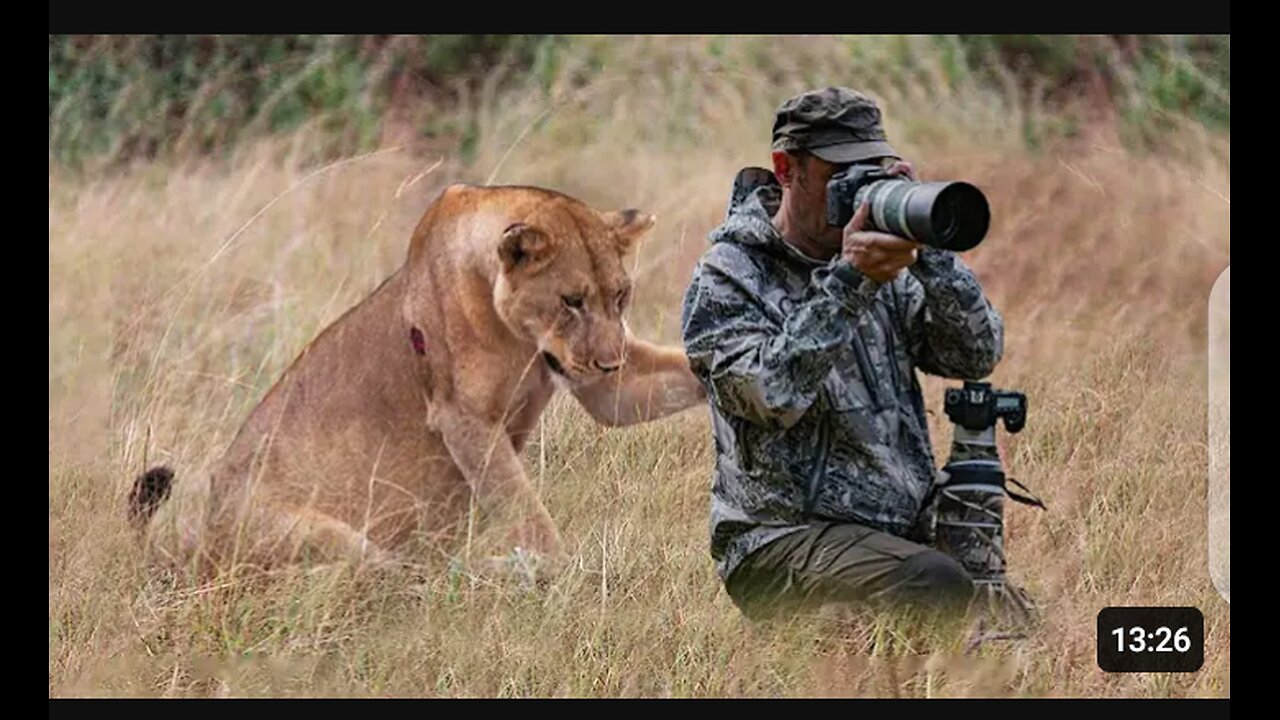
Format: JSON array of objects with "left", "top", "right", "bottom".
[
  {"left": 433, "top": 403, "right": 564, "bottom": 559},
  {"left": 571, "top": 337, "right": 707, "bottom": 427}
]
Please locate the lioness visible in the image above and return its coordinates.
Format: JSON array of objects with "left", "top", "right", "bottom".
[{"left": 129, "top": 183, "right": 706, "bottom": 572}]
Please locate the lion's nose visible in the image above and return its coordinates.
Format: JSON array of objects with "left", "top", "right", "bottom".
[{"left": 594, "top": 359, "right": 622, "bottom": 374}]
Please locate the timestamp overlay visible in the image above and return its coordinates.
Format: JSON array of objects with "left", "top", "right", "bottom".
[
  {"left": 1097, "top": 607, "right": 1205, "bottom": 673},
  {"left": 1208, "top": 267, "right": 1229, "bottom": 604}
]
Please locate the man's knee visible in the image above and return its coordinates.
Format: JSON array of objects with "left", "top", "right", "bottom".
[{"left": 894, "top": 550, "right": 975, "bottom": 602}]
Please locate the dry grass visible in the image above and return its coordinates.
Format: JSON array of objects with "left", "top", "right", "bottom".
[{"left": 49, "top": 36, "right": 1230, "bottom": 697}]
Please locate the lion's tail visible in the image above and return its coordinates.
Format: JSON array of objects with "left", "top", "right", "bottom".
[{"left": 128, "top": 465, "right": 176, "bottom": 531}]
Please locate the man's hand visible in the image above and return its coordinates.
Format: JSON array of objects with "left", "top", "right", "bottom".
[{"left": 841, "top": 160, "right": 923, "bottom": 284}]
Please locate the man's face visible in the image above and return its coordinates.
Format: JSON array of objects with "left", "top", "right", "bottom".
[
  {"left": 772, "top": 150, "right": 846, "bottom": 252},
  {"left": 773, "top": 151, "right": 911, "bottom": 255}
]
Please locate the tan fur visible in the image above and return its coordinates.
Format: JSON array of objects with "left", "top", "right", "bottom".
[{"left": 143, "top": 184, "right": 706, "bottom": 572}]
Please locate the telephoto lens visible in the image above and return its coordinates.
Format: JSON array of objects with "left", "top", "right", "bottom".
[
  {"left": 826, "top": 164, "right": 992, "bottom": 252},
  {"left": 854, "top": 178, "right": 991, "bottom": 252}
]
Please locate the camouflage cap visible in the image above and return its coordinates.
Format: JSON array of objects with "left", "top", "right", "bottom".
[{"left": 771, "top": 87, "right": 899, "bottom": 164}]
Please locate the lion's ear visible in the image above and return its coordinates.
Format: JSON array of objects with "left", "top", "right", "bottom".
[
  {"left": 498, "top": 223, "right": 556, "bottom": 273},
  {"left": 601, "top": 208, "right": 656, "bottom": 255}
]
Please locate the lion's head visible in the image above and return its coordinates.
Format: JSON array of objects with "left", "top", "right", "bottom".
[{"left": 491, "top": 198, "right": 655, "bottom": 385}]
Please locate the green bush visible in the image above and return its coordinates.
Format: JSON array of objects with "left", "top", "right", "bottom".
[
  {"left": 48, "top": 35, "right": 1228, "bottom": 170},
  {"left": 48, "top": 35, "right": 553, "bottom": 168}
]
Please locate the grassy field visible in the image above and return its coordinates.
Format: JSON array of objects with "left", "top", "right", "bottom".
[{"left": 49, "top": 36, "right": 1230, "bottom": 697}]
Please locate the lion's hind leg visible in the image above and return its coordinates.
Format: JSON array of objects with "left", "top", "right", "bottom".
[{"left": 232, "top": 503, "right": 400, "bottom": 572}]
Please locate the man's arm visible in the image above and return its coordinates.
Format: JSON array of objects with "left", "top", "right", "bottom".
[
  {"left": 895, "top": 247, "right": 1004, "bottom": 380},
  {"left": 681, "top": 245, "right": 879, "bottom": 430},
  {"left": 845, "top": 159, "right": 1002, "bottom": 380}
]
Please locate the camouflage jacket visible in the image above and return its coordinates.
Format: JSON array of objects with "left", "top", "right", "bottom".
[{"left": 680, "top": 167, "right": 1005, "bottom": 581}]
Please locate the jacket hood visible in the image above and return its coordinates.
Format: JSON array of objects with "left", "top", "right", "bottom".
[
  {"left": 709, "top": 166, "right": 785, "bottom": 249},
  {"left": 709, "top": 166, "right": 828, "bottom": 269}
]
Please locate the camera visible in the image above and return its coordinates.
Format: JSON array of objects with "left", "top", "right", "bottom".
[
  {"left": 825, "top": 163, "right": 992, "bottom": 251},
  {"left": 931, "top": 381, "right": 1042, "bottom": 627},
  {"left": 944, "top": 382, "right": 1027, "bottom": 433}
]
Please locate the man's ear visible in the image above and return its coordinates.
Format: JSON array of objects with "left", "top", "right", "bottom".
[
  {"left": 498, "top": 223, "right": 557, "bottom": 273},
  {"left": 600, "top": 208, "right": 656, "bottom": 256},
  {"left": 771, "top": 150, "right": 794, "bottom": 187}
]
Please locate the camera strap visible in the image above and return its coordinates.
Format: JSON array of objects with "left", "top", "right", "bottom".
[
  {"left": 1005, "top": 476, "right": 1046, "bottom": 511},
  {"left": 941, "top": 461, "right": 1046, "bottom": 511}
]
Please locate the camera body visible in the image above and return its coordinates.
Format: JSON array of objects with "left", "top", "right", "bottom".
[
  {"left": 945, "top": 382, "right": 1027, "bottom": 433},
  {"left": 825, "top": 163, "right": 992, "bottom": 252}
]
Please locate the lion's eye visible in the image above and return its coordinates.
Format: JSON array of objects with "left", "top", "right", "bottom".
[
  {"left": 616, "top": 288, "right": 631, "bottom": 310},
  {"left": 562, "top": 294, "right": 585, "bottom": 310}
]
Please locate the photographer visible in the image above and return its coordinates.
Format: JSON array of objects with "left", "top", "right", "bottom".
[{"left": 680, "top": 87, "right": 1005, "bottom": 619}]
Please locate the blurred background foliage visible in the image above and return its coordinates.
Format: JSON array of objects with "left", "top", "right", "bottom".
[{"left": 49, "top": 34, "right": 1229, "bottom": 171}]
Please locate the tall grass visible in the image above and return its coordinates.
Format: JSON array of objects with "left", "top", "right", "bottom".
[{"left": 49, "top": 35, "right": 1229, "bottom": 697}]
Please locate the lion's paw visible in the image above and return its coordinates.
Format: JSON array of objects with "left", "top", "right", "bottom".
[{"left": 479, "top": 546, "right": 565, "bottom": 589}]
